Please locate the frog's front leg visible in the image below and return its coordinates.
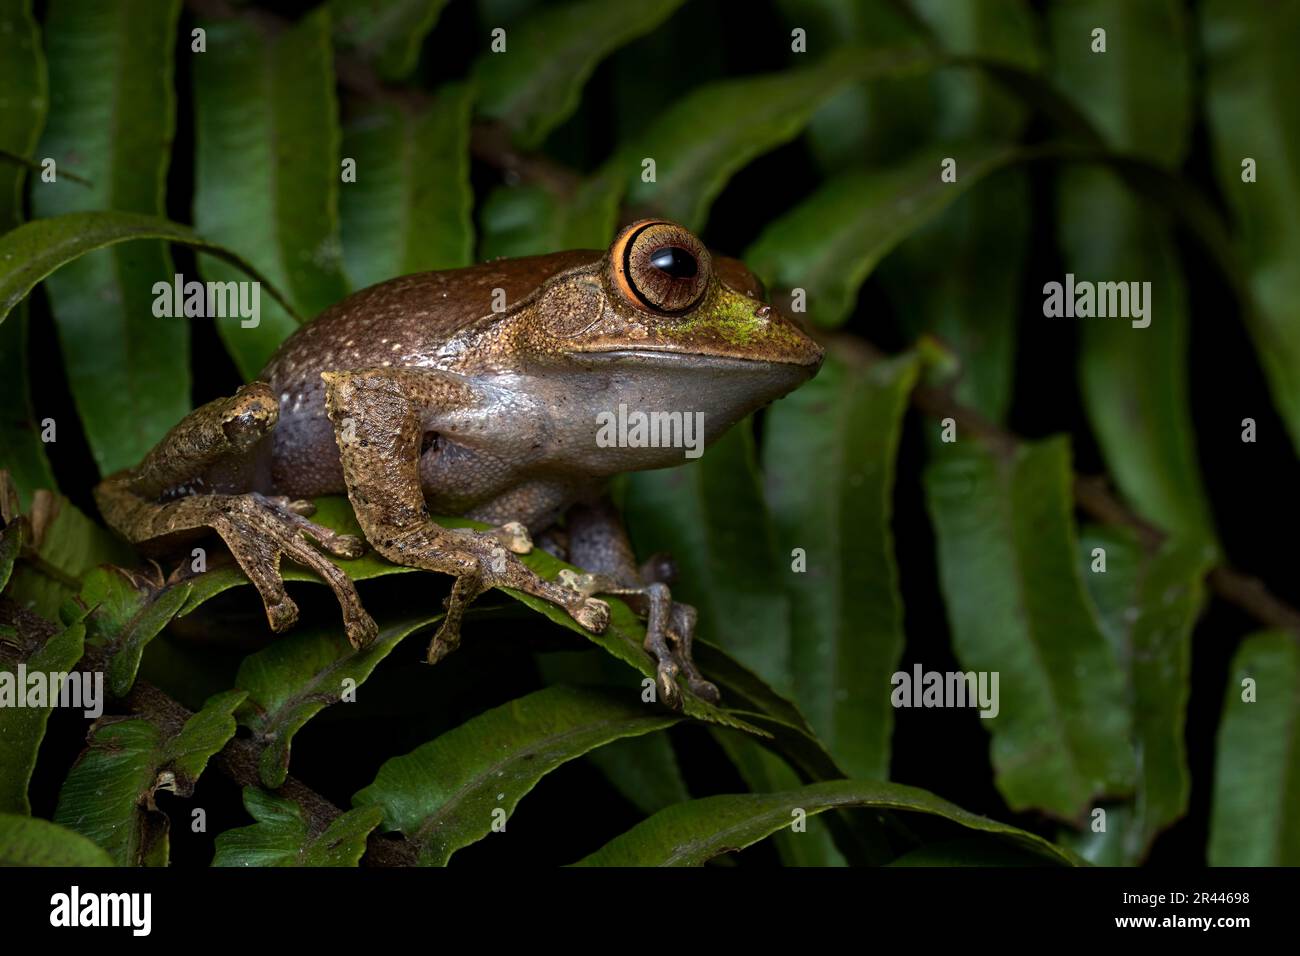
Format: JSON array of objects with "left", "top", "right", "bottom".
[
  {"left": 561, "top": 498, "right": 720, "bottom": 709},
  {"left": 321, "top": 367, "right": 611, "bottom": 663},
  {"left": 93, "top": 382, "right": 378, "bottom": 647}
]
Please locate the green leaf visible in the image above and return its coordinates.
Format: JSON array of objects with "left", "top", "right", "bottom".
[
  {"left": 575, "top": 778, "right": 1080, "bottom": 866},
  {"left": 477, "top": 170, "right": 623, "bottom": 260},
  {"left": 353, "top": 685, "right": 681, "bottom": 865},
  {"left": 54, "top": 689, "right": 246, "bottom": 866},
  {"left": 0, "top": 620, "right": 85, "bottom": 814},
  {"left": 0, "top": 519, "right": 19, "bottom": 593},
  {"left": 882, "top": 170, "right": 1029, "bottom": 422},
  {"left": 339, "top": 84, "right": 474, "bottom": 289},
  {"left": 234, "top": 614, "right": 441, "bottom": 789},
  {"left": 620, "top": 45, "right": 935, "bottom": 230},
  {"left": 0, "top": 0, "right": 45, "bottom": 232},
  {"left": 1049, "top": 0, "right": 1192, "bottom": 166},
  {"left": 586, "top": 734, "right": 690, "bottom": 818},
  {"left": 1061, "top": 176, "right": 1215, "bottom": 544},
  {"left": 78, "top": 566, "right": 192, "bottom": 698},
  {"left": 713, "top": 732, "right": 844, "bottom": 866},
  {"left": 30, "top": 0, "right": 184, "bottom": 476},
  {"left": 330, "top": 0, "right": 449, "bottom": 81},
  {"left": 212, "top": 788, "right": 384, "bottom": 867},
  {"left": 1209, "top": 631, "right": 1300, "bottom": 865},
  {"left": 1201, "top": 0, "right": 1300, "bottom": 454},
  {"left": 774, "top": 0, "right": 933, "bottom": 171},
  {"left": 0, "top": 2, "right": 53, "bottom": 504},
  {"left": 924, "top": 437, "right": 1134, "bottom": 819},
  {"left": 1050, "top": 0, "right": 1215, "bottom": 545},
  {"left": 4, "top": 494, "right": 132, "bottom": 622},
  {"left": 0, "top": 813, "right": 113, "bottom": 866},
  {"left": 762, "top": 352, "right": 918, "bottom": 780},
  {"left": 193, "top": 8, "right": 349, "bottom": 378},
  {"left": 0, "top": 211, "right": 298, "bottom": 329},
  {"left": 912, "top": 0, "right": 1041, "bottom": 140},
  {"left": 1068, "top": 528, "right": 1214, "bottom": 864},
  {"left": 880, "top": 1, "right": 1039, "bottom": 424},
  {"left": 745, "top": 141, "right": 1016, "bottom": 328},
  {"left": 0, "top": 311, "right": 55, "bottom": 506},
  {"left": 887, "top": 836, "right": 1048, "bottom": 867},
  {"left": 626, "top": 423, "right": 791, "bottom": 694},
  {"left": 473, "top": 0, "right": 686, "bottom": 149}
]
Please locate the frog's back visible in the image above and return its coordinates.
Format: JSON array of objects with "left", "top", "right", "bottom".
[{"left": 259, "top": 251, "right": 599, "bottom": 496}]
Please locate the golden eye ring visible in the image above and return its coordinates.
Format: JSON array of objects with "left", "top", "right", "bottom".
[{"left": 610, "top": 219, "right": 711, "bottom": 315}]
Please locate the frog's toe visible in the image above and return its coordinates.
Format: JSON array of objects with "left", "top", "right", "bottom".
[
  {"left": 687, "top": 676, "right": 720, "bottom": 704},
  {"left": 266, "top": 597, "right": 300, "bottom": 633},
  {"left": 572, "top": 596, "right": 610, "bottom": 633},
  {"left": 492, "top": 521, "right": 533, "bottom": 555},
  {"left": 326, "top": 533, "right": 367, "bottom": 560},
  {"left": 656, "top": 659, "right": 683, "bottom": 712}
]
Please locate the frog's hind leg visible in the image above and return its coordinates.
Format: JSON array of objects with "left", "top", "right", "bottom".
[
  {"left": 93, "top": 382, "right": 378, "bottom": 647},
  {"left": 561, "top": 498, "right": 720, "bottom": 710},
  {"left": 321, "top": 367, "right": 611, "bottom": 664}
]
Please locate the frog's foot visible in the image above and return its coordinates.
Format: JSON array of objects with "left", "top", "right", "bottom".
[
  {"left": 367, "top": 526, "right": 606, "bottom": 665},
  {"left": 182, "top": 493, "right": 376, "bottom": 648},
  {"left": 557, "top": 571, "right": 717, "bottom": 710}
]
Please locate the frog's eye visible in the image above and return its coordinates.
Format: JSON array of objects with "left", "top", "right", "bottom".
[{"left": 610, "top": 219, "right": 711, "bottom": 314}]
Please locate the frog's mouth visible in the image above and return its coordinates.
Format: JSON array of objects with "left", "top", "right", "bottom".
[{"left": 578, "top": 347, "right": 823, "bottom": 371}]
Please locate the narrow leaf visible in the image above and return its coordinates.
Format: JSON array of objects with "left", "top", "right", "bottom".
[
  {"left": 1069, "top": 527, "right": 1214, "bottom": 864},
  {"left": 575, "top": 778, "right": 1079, "bottom": 866},
  {"left": 339, "top": 85, "right": 474, "bottom": 289},
  {"left": 1209, "top": 631, "right": 1300, "bottom": 865},
  {"left": 353, "top": 686, "right": 680, "bottom": 865},
  {"left": 763, "top": 351, "right": 918, "bottom": 779},
  {"left": 0, "top": 211, "right": 298, "bottom": 328},
  {"left": 0, "top": 0, "right": 53, "bottom": 503},
  {"left": 924, "top": 437, "right": 1134, "bottom": 819},
  {"left": 31, "top": 0, "right": 186, "bottom": 476},
  {"left": 745, "top": 141, "right": 1016, "bottom": 327},
  {"left": 1201, "top": 0, "right": 1300, "bottom": 453},
  {"left": 619, "top": 45, "right": 935, "bottom": 230},
  {"left": 474, "top": 0, "right": 686, "bottom": 149},
  {"left": 714, "top": 733, "right": 844, "bottom": 866},
  {"left": 193, "top": 8, "right": 349, "bottom": 378},
  {"left": 1050, "top": 0, "right": 1215, "bottom": 544},
  {"left": 330, "top": 0, "right": 449, "bottom": 81}
]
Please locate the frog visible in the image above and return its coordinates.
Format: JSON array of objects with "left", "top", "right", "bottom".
[{"left": 94, "top": 219, "right": 824, "bottom": 709}]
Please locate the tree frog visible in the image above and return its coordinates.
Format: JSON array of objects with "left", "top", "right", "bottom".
[{"left": 95, "top": 220, "right": 823, "bottom": 708}]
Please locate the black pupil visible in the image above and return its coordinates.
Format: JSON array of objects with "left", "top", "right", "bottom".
[{"left": 649, "top": 246, "right": 697, "bottom": 279}]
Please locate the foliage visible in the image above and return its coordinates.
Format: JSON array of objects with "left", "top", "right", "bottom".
[{"left": 0, "top": 0, "right": 1296, "bottom": 868}]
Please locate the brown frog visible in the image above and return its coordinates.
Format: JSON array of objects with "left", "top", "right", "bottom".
[{"left": 95, "top": 219, "right": 823, "bottom": 708}]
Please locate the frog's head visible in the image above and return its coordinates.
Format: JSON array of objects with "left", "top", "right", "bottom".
[{"left": 512, "top": 220, "right": 823, "bottom": 461}]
